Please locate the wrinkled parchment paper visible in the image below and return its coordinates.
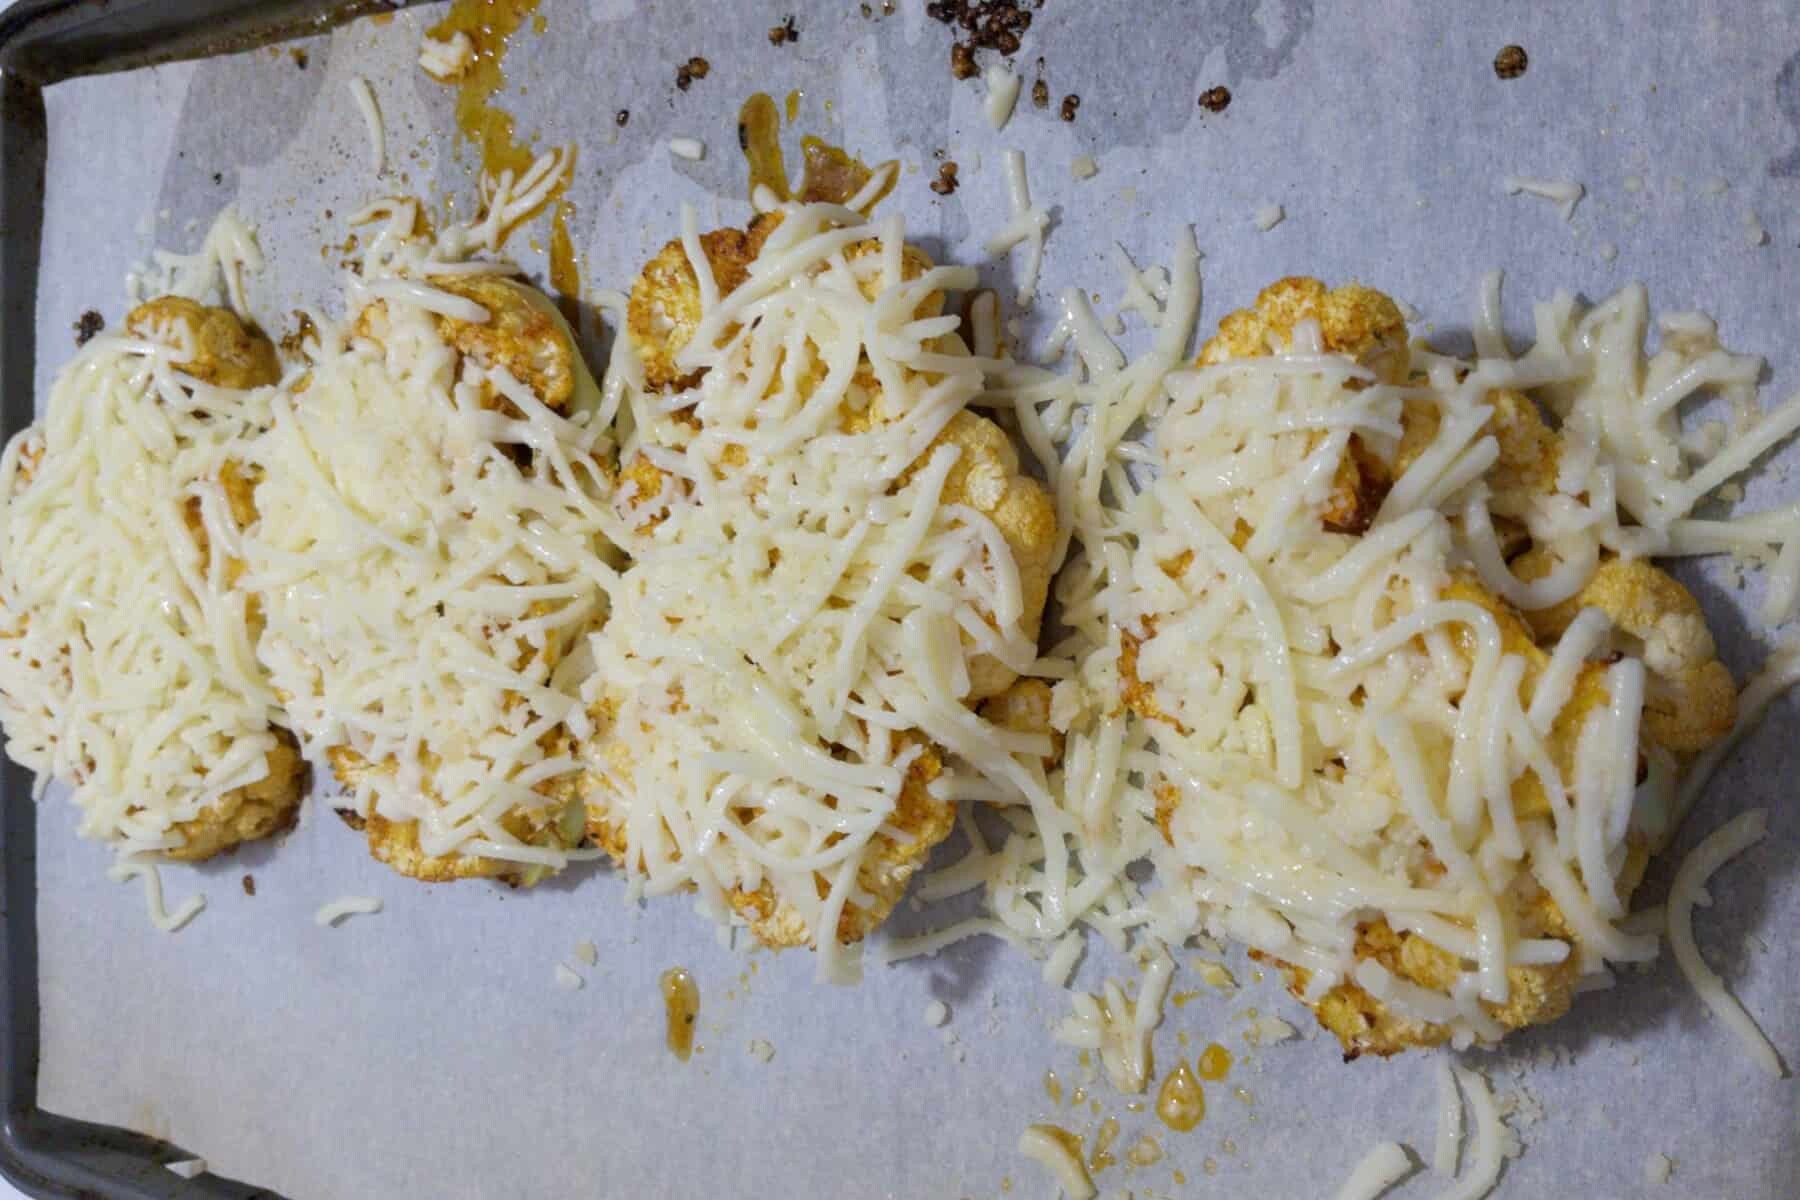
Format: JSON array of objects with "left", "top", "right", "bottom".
[{"left": 25, "top": 2, "right": 1800, "bottom": 1196}]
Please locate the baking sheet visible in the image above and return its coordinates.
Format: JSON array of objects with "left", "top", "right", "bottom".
[{"left": 24, "top": 2, "right": 1799, "bottom": 1196}]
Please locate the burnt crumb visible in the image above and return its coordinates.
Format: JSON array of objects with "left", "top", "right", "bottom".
[
  {"left": 290, "top": 48, "right": 308, "bottom": 70},
  {"left": 241, "top": 874, "right": 256, "bottom": 897},
  {"left": 1198, "top": 85, "right": 1232, "bottom": 113},
  {"left": 211, "top": 171, "right": 223, "bottom": 185},
  {"left": 929, "top": 1, "right": 1034, "bottom": 77},
  {"left": 930, "top": 161, "right": 961, "bottom": 195},
  {"left": 615, "top": 108, "right": 630, "bottom": 127},
  {"left": 1059, "top": 93, "right": 1080, "bottom": 122},
  {"left": 675, "top": 56, "right": 710, "bottom": 91},
  {"left": 768, "top": 14, "right": 799, "bottom": 45},
  {"left": 72, "top": 310, "right": 104, "bottom": 346},
  {"left": 1031, "top": 77, "right": 1049, "bottom": 108},
  {"left": 1494, "top": 44, "right": 1528, "bottom": 79},
  {"left": 860, "top": 2, "right": 872, "bottom": 15}
]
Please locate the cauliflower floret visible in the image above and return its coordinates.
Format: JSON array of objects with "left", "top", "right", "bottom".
[
  {"left": 125, "top": 296, "right": 280, "bottom": 390},
  {"left": 1513, "top": 556, "right": 1736, "bottom": 754},
  {"left": 626, "top": 214, "right": 781, "bottom": 390},
  {"left": 426, "top": 275, "right": 598, "bottom": 413},
  {"left": 1200, "top": 278, "right": 1410, "bottom": 535},
  {"left": 1199, "top": 276, "right": 1410, "bottom": 383}
]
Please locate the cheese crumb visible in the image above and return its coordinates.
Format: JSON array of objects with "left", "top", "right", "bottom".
[
  {"left": 165, "top": 1159, "right": 207, "bottom": 1180},
  {"left": 418, "top": 31, "right": 474, "bottom": 81},
  {"left": 1503, "top": 175, "right": 1584, "bottom": 220},
  {"left": 1253, "top": 203, "right": 1285, "bottom": 231},
  {"left": 1643, "top": 1152, "right": 1673, "bottom": 1185},
  {"left": 669, "top": 137, "right": 706, "bottom": 161},
  {"left": 1598, "top": 241, "right": 1619, "bottom": 262},
  {"left": 923, "top": 999, "right": 950, "bottom": 1027},
  {"left": 573, "top": 939, "right": 598, "bottom": 966},
  {"left": 1071, "top": 154, "right": 1098, "bottom": 180},
  {"left": 748, "top": 1038, "right": 775, "bottom": 1063},
  {"left": 1195, "top": 960, "right": 1237, "bottom": 993},
  {"left": 554, "top": 963, "right": 583, "bottom": 991}
]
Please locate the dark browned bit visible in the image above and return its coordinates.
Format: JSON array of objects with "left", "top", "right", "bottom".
[
  {"left": 1059, "top": 93, "right": 1080, "bottom": 122},
  {"left": 769, "top": 14, "right": 799, "bottom": 45},
  {"left": 1198, "top": 85, "right": 1232, "bottom": 113},
  {"left": 930, "top": 161, "right": 961, "bottom": 195},
  {"left": 1494, "top": 44, "right": 1528, "bottom": 79},
  {"left": 950, "top": 42, "right": 979, "bottom": 79},
  {"left": 615, "top": 108, "right": 630, "bottom": 127},
  {"left": 241, "top": 874, "right": 256, "bottom": 897},
  {"left": 73, "top": 310, "right": 104, "bottom": 347},
  {"left": 1031, "top": 77, "right": 1049, "bottom": 108}
]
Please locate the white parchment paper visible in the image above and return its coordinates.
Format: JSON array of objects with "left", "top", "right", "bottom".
[{"left": 24, "top": 2, "right": 1800, "bottom": 1196}]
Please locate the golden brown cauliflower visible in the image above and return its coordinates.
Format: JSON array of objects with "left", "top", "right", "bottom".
[
  {"left": 1513, "top": 555, "right": 1737, "bottom": 754},
  {"left": 125, "top": 297, "right": 280, "bottom": 390},
  {"left": 626, "top": 214, "right": 781, "bottom": 390},
  {"left": 426, "top": 275, "right": 597, "bottom": 412}
]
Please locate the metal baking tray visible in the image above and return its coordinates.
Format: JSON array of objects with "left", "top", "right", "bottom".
[{"left": 0, "top": 7, "right": 387, "bottom": 1194}]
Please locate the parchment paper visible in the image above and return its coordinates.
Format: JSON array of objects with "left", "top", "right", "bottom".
[{"left": 25, "top": 2, "right": 1800, "bottom": 1196}]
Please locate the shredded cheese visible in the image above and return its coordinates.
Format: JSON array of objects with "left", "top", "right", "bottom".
[
  {"left": 107, "top": 862, "right": 206, "bottom": 933},
  {"left": 1017, "top": 1125, "right": 1096, "bottom": 1200},
  {"left": 669, "top": 137, "right": 706, "bottom": 161},
  {"left": 1503, "top": 175, "right": 1584, "bottom": 221},
  {"left": 1334, "top": 1140, "right": 1412, "bottom": 1200},
  {"left": 349, "top": 76, "right": 384, "bottom": 175},
  {"left": 591, "top": 203, "right": 1047, "bottom": 980},
  {"left": 1, "top": 216, "right": 289, "bottom": 862},
  {"left": 1667, "top": 808, "right": 1785, "bottom": 1077},
  {"left": 314, "top": 895, "right": 384, "bottom": 927},
  {"left": 984, "top": 64, "right": 1022, "bottom": 130}
]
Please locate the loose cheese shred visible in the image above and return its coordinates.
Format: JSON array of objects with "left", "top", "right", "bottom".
[
  {"left": 1667, "top": 809, "right": 1785, "bottom": 1077},
  {"left": 1503, "top": 175, "right": 1584, "bottom": 221},
  {"left": 1432, "top": 1056, "right": 1463, "bottom": 1177},
  {"left": 1439, "top": 1066, "right": 1503, "bottom": 1200},
  {"left": 349, "top": 76, "right": 384, "bottom": 175},
  {"left": 107, "top": 862, "right": 206, "bottom": 933},
  {"left": 1017, "top": 1125, "right": 1096, "bottom": 1200},
  {"left": 984, "top": 64, "right": 1022, "bottom": 131},
  {"left": 1334, "top": 1140, "right": 1413, "bottom": 1200},
  {"left": 314, "top": 895, "right": 384, "bottom": 927},
  {"left": 987, "top": 150, "right": 1049, "bottom": 305}
]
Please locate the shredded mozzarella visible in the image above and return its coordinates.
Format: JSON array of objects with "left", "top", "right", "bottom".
[
  {"left": 1503, "top": 175, "right": 1584, "bottom": 221},
  {"left": 349, "top": 76, "right": 384, "bottom": 175},
  {"left": 1334, "top": 1141, "right": 1413, "bottom": 1200},
  {"left": 669, "top": 137, "right": 706, "bottom": 161},
  {"left": 314, "top": 895, "right": 384, "bottom": 927},
  {"left": 0, "top": 218, "right": 289, "bottom": 861},
  {"left": 589, "top": 204, "right": 1046, "bottom": 979},
  {"left": 107, "top": 862, "right": 206, "bottom": 933},
  {"left": 1017, "top": 1125, "right": 1096, "bottom": 1200},
  {"left": 1667, "top": 809, "right": 1785, "bottom": 1077},
  {"left": 984, "top": 64, "right": 1022, "bottom": 130}
]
